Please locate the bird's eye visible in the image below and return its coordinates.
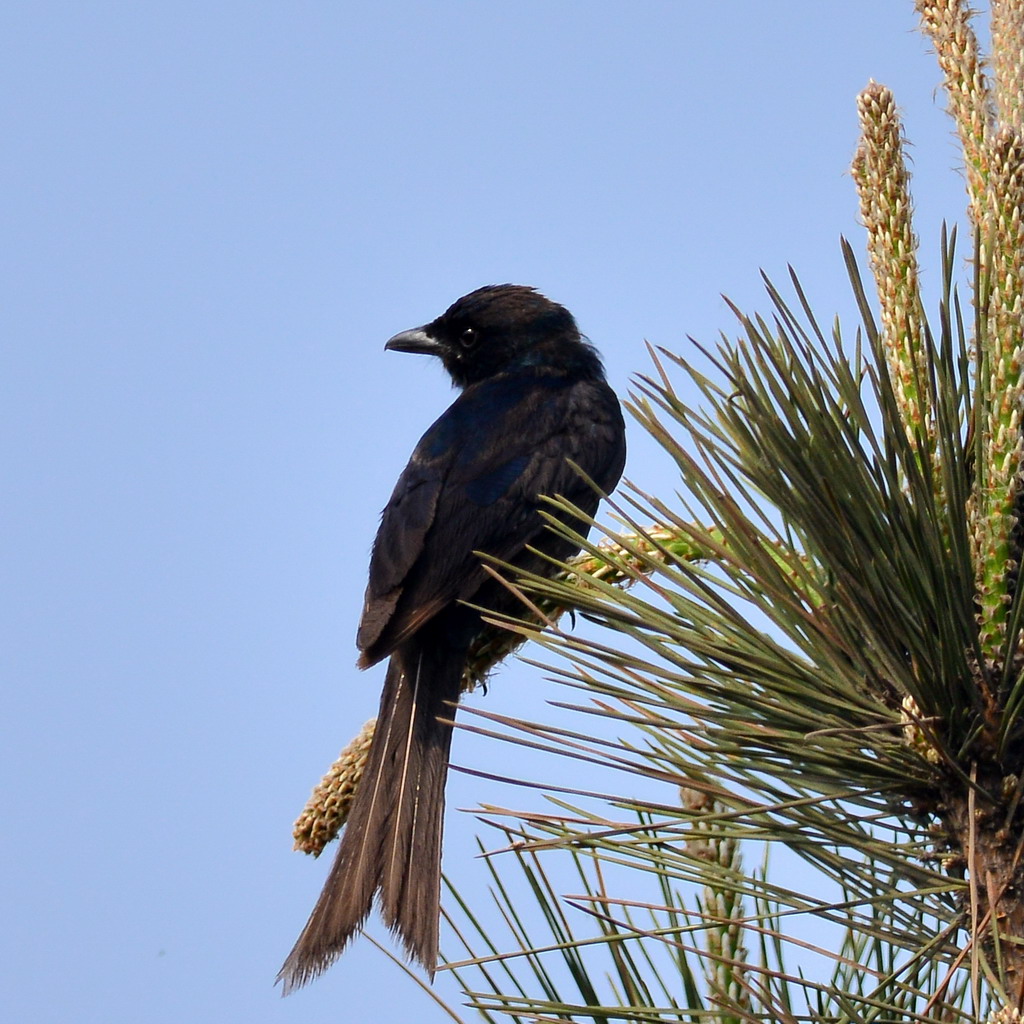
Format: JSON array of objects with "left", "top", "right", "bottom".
[{"left": 459, "top": 327, "right": 478, "bottom": 349}]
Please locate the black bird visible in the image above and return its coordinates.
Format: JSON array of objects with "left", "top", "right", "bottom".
[{"left": 278, "top": 284, "right": 626, "bottom": 991}]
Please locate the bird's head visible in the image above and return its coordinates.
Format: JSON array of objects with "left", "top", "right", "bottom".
[{"left": 385, "top": 284, "right": 599, "bottom": 388}]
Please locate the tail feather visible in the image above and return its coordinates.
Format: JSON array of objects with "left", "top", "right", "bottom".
[{"left": 277, "top": 643, "right": 462, "bottom": 993}]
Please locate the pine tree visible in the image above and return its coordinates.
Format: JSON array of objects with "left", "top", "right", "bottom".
[{"left": 296, "top": 4, "right": 1024, "bottom": 1020}]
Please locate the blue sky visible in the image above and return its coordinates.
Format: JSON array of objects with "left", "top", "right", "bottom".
[{"left": 4, "top": 3, "right": 977, "bottom": 1021}]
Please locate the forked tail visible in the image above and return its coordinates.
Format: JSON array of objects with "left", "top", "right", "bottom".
[{"left": 277, "top": 642, "right": 461, "bottom": 992}]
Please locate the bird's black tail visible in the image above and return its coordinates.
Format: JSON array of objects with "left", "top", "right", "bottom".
[{"left": 277, "top": 643, "right": 461, "bottom": 993}]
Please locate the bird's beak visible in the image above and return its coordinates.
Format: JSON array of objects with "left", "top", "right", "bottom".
[{"left": 385, "top": 327, "right": 443, "bottom": 355}]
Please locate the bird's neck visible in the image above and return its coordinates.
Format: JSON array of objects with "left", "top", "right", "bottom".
[{"left": 505, "top": 337, "right": 605, "bottom": 381}]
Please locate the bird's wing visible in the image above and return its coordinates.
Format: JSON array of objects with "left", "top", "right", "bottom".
[{"left": 356, "top": 373, "right": 623, "bottom": 664}]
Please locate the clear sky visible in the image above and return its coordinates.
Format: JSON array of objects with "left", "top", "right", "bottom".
[{"left": 4, "top": 3, "right": 977, "bottom": 1021}]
